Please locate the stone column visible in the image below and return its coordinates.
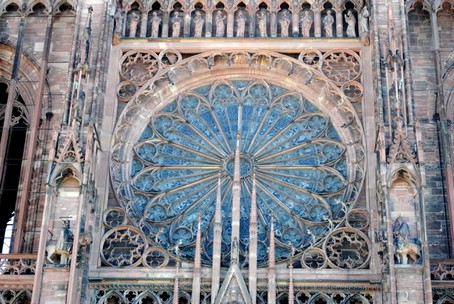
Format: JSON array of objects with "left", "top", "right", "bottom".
[
  {"left": 140, "top": 10, "right": 147, "bottom": 37},
  {"left": 271, "top": 10, "right": 277, "bottom": 37},
  {"left": 335, "top": 8, "right": 343, "bottom": 37},
  {"left": 191, "top": 219, "right": 202, "bottom": 304},
  {"left": 314, "top": 9, "right": 322, "bottom": 37},
  {"left": 292, "top": 9, "right": 300, "bottom": 37},
  {"left": 249, "top": 11, "right": 256, "bottom": 37},
  {"left": 161, "top": 11, "right": 170, "bottom": 37},
  {"left": 206, "top": 10, "right": 213, "bottom": 37},
  {"left": 184, "top": 11, "right": 191, "bottom": 37},
  {"left": 211, "top": 176, "right": 223, "bottom": 304},
  {"left": 248, "top": 174, "right": 258, "bottom": 304},
  {"left": 227, "top": 10, "right": 234, "bottom": 37},
  {"left": 267, "top": 220, "right": 276, "bottom": 304}
]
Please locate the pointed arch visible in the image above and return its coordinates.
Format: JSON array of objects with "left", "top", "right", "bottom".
[
  {"left": 146, "top": 0, "right": 164, "bottom": 12},
  {"left": 406, "top": 0, "right": 432, "bottom": 13},
  {"left": 389, "top": 166, "right": 421, "bottom": 189},
  {"left": 0, "top": 0, "right": 21, "bottom": 16},
  {"left": 11, "top": 290, "right": 32, "bottom": 304},
  {"left": 26, "top": 0, "right": 51, "bottom": 16},
  {"left": 437, "top": 295, "right": 454, "bottom": 304},
  {"left": 443, "top": 55, "right": 454, "bottom": 124},
  {"left": 133, "top": 291, "right": 160, "bottom": 304},
  {"left": 309, "top": 293, "right": 331, "bottom": 303},
  {"left": 436, "top": 0, "right": 454, "bottom": 12},
  {"left": 98, "top": 291, "right": 127, "bottom": 304},
  {"left": 0, "top": 41, "right": 50, "bottom": 114},
  {"left": 127, "top": 0, "right": 143, "bottom": 12},
  {"left": 53, "top": 0, "right": 76, "bottom": 15},
  {"left": 49, "top": 164, "right": 82, "bottom": 188}
]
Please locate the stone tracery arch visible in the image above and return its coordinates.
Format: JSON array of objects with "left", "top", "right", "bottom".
[
  {"left": 110, "top": 49, "right": 366, "bottom": 267},
  {"left": 0, "top": 42, "right": 47, "bottom": 113}
]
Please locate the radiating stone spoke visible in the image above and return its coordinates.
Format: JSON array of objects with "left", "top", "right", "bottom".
[{"left": 125, "top": 79, "right": 358, "bottom": 266}]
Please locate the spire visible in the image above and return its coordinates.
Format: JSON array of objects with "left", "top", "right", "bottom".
[
  {"left": 268, "top": 218, "right": 276, "bottom": 304},
  {"left": 214, "top": 237, "right": 252, "bottom": 304},
  {"left": 191, "top": 215, "right": 202, "bottom": 304},
  {"left": 173, "top": 260, "right": 180, "bottom": 304},
  {"left": 211, "top": 174, "right": 223, "bottom": 303},
  {"left": 231, "top": 124, "right": 242, "bottom": 250},
  {"left": 288, "top": 246, "right": 295, "bottom": 304},
  {"left": 249, "top": 173, "right": 258, "bottom": 304}
]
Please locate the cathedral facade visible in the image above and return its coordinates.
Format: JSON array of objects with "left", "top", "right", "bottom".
[{"left": 0, "top": 0, "right": 454, "bottom": 303}]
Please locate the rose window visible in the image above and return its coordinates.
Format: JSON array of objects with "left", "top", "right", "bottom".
[{"left": 117, "top": 79, "right": 362, "bottom": 267}]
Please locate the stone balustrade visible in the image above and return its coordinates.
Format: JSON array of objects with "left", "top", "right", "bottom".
[
  {"left": 0, "top": 254, "right": 37, "bottom": 275},
  {"left": 431, "top": 260, "right": 454, "bottom": 281}
]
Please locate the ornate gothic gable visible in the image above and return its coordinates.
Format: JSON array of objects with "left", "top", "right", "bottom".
[
  {"left": 387, "top": 117, "right": 416, "bottom": 164},
  {"left": 55, "top": 131, "right": 84, "bottom": 163}
]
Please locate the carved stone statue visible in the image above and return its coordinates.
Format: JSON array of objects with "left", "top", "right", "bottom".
[
  {"left": 395, "top": 234, "right": 420, "bottom": 264},
  {"left": 359, "top": 6, "right": 369, "bottom": 34},
  {"left": 345, "top": 10, "right": 356, "bottom": 37},
  {"left": 393, "top": 217, "right": 420, "bottom": 265},
  {"left": 129, "top": 11, "right": 140, "bottom": 37},
  {"left": 236, "top": 10, "right": 246, "bottom": 37},
  {"left": 171, "top": 12, "right": 182, "bottom": 38},
  {"left": 359, "top": 6, "right": 370, "bottom": 45},
  {"left": 257, "top": 8, "right": 268, "bottom": 37},
  {"left": 45, "top": 220, "right": 74, "bottom": 266},
  {"left": 301, "top": 11, "right": 313, "bottom": 37},
  {"left": 150, "top": 11, "right": 161, "bottom": 38},
  {"left": 279, "top": 9, "right": 291, "bottom": 37},
  {"left": 215, "top": 10, "right": 226, "bottom": 37},
  {"left": 323, "top": 10, "right": 334, "bottom": 37},
  {"left": 114, "top": 8, "right": 123, "bottom": 34},
  {"left": 393, "top": 216, "right": 410, "bottom": 243},
  {"left": 193, "top": 10, "right": 204, "bottom": 37}
]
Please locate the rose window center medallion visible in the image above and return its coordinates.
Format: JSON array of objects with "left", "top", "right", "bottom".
[
  {"left": 113, "top": 78, "right": 364, "bottom": 268},
  {"left": 224, "top": 154, "right": 253, "bottom": 178}
]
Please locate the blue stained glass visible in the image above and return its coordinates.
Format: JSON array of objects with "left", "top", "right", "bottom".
[
  {"left": 129, "top": 80, "right": 354, "bottom": 267},
  {"left": 270, "top": 84, "right": 287, "bottom": 97},
  {"left": 193, "top": 85, "right": 211, "bottom": 97},
  {"left": 139, "top": 126, "right": 154, "bottom": 141}
]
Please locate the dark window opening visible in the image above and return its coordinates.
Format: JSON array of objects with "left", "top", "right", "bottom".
[{"left": 0, "top": 84, "right": 27, "bottom": 253}]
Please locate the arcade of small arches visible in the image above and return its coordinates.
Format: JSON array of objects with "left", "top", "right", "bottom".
[
  {"left": 94, "top": 288, "right": 375, "bottom": 304},
  {"left": 0, "top": 0, "right": 75, "bottom": 16},
  {"left": 113, "top": 0, "right": 369, "bottom": 39}
]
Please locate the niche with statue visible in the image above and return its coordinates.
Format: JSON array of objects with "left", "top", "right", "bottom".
[{"left": 389, "top": 170, "right": 421, "bottom": 265}]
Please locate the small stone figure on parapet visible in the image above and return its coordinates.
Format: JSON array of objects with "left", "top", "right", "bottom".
[
  {"left": 345, "top": 10, "right": 356, "bottom": 37},
  {"left": 359, "top": 6, "right": 369, "bottom": 34},
  {"left": 279, "top": 9, "right": 291, "bottom": 37},
  {"left": 171, "top": 12, "right": 182, "bottom": 37},
  {"left": 193, "top": 11, "right": 204, "bottom": 37},
  {"left": 323, "top": 10, "right": 334, "bottom": 37},
  {"left": 236, "top": 10, "right": 246, "bottom": 37},
  {"left": 129, "top": 11, "right": 140, "bottom": 37},
  {"left": 257, "top": 8, "right": 268, "bottom": 37},
  {"left": 215, "top": 10, "right": 226, "bottom": 37},
  {"left": 114, "top": 8, "right": 123, "bottom": 35},
  {"left": 301, "top": 11, "right": 313, "bottom": 37},
  {"left": 359, "top": 6, "right": 370, "bottom": 45},
  {"left": 150, "top": 11, "right": 161, "bottom": 38}
]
